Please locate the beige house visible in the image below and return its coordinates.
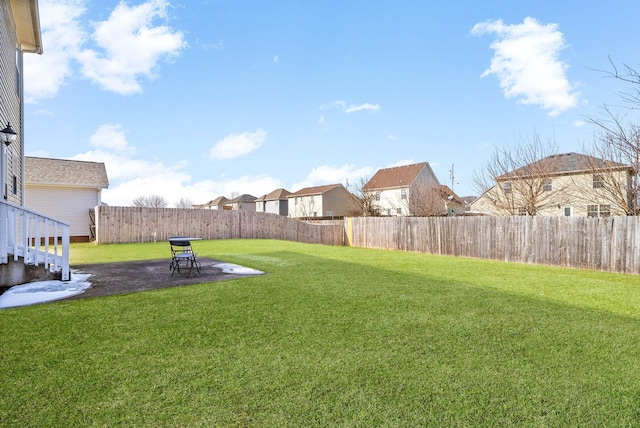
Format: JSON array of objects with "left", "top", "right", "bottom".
[
  {"left": 363, "top": 162, "right": 442, "bottom": 216},
  {"left": 194, "top": 196, "right": 229, "bottom": 210},
  {"left": 470, "top": 152, "right": 634, "bottom": 217},
  {"left": 25, "top": 157, "right": 109, "bottom": 241},
  {"left": 255, "top": 188, "right": 291, "bottom": 216},
  {"left": 226, "top": 194, "right": 257, "bottom": 211},
  {"left": 289, "top": 183, "right": 358, "bottom": 218}
]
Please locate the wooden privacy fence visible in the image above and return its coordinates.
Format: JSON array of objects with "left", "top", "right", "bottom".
[
  {"left": 95, "top": 206, "right": 640, "bottom": 274},
  {"left": 345, "top": 216, "right": 640, "bottom": 274},
  {"left": 95, "top": 206, "right": 344, "bottom": 246}
]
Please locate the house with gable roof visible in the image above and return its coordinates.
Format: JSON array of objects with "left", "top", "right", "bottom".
[
  {"left": 226, "top": 194, "right": 257, "bottom": 211},
  {"left": 363, "top": 162, "right": 442, "bottom": 216},
  {"left": 25, "top": 157, "right": 109, "bottom": 242},
  {"left": 470, "top": 152, "right": 634, "bottom": 216},
  {"left": 255, "top": 188, "right": 291, "bottom": 216},
  {"left": 288, "top": 183, "right": 358, "bottom": 218},
  {"left": 194, "top": 196, "right": 229, "bottom": 210}
]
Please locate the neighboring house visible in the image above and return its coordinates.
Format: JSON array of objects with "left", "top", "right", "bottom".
[
  {"left": 226, "top": 194, "right": 257, "bottom": 211},
  {"left": 194, "top": 196, "right": 229, "bottom": 210},
  {"left": 25, "top": 157, "right": 109, "bottom": 242},
  {"left": 470, "top": 152, "right": 634, "bottom": 217},
  {"left": 439, "top": 185, "right": 466, "bottom": 216},
  {"left": 288, "top": 183, "right": 358, "bottom": 218},
  {"left": 255, "top": 188, "right": 291, "bottom": 216},
  {"left": 363, "top": 162, "right": 442, "bottom": 216}
]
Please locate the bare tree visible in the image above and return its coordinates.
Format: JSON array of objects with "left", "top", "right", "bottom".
[
  {"left": 392, "top": 185, "right": 446, "bottom": 216},
  {"left": 473, "top": 135, "right": 568, "bottom": 215},
  {"left": 348, "top": 176, "right": 378, "bottom": 216},
  {"left": 583, "top": 109, "right": 638, "bottom": 214},
  {"left": 410, "top": 186, "right": 447, "bottom": 216},
  {"left": 298, "top": 198, "right": 318, "bottom": 218},
  {"left": 175, "top": 197, "right": 194, "bottom": 209},
  {"left": 583, "top": 60, "right": 640, "bottom": 214},
  {"left": 132, "top": 195, "right": 169, "bottom": 208}
]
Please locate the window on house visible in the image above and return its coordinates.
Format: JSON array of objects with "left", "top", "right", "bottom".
[
  {"left": 518, "top": 208, "right": 528, "bottom": 216},
  {"left": 375, "top": 192, "right": 381, "bottom": 201},
  {"left": 400, "top": 189, "right": 407, "bottom": 200},
  {"left": 275, "top": 200, "right": 278, "bottom": 206},
  {"left": 587, "top": 204, "right": 610, "bottom": 217},
  {"left": 397, "top": 208, "right": 402, "bottom": 215},
  {"left": 310, "top": 195, "right": 314, "bottom": 203},
  {"left": 543, "top": 178, "right": 552, "bottom": 192},
  {"left": 563, "top": 207, "right": 572, "bottom": 216},
  {"left": 12, "top": 175, "right": 17, "bottom": 195},
  {"left": 593, "top": 174, "right": 604, "bottom": 189},
  {"left": 503, "top": 182, "right": 512, "bottom": 194}
]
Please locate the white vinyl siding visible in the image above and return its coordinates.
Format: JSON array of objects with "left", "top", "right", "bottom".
[
  {"left": 1, "top": 3, "right": 23, "bottom": 205},
  {"left": 25, "top": 185, "right": 100, "bottom": 238}
]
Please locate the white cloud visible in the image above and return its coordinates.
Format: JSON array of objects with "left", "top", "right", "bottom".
[
  {"left": 292, "top": 164, "right": 374, "bottom": 192},
  {"left": 69, "top": 124, "right": 280, "bottom": 207},
  {"left": 471, "top": 17, "right": 579, "bottom": 116},
  {"left": 77, "top": 0, "right": 187, "bottom": 94},
  {"left": 345, "top": 103, "right": 380, "bottom": 113},
  {"left": 24, "top": 0, "right": 186, "bottom": 102},
  {"left": 209, "top": 129, "right": 267, "bottom": 160},
  {"left": 24, "top": 0, "right": 86, "bottom": 102},
  {"left": 89, "top": 124, "right": 132, "bottom": 152},
  {"left": 320, "top": 100, "right": 380, "bottom": 113}
]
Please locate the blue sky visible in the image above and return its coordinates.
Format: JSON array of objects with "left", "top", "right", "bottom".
[{"left": 23, "top": 0, "right": 640, "bottom": 206}]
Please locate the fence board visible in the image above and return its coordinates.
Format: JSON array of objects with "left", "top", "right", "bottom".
[
  {"left": 95, "top": 207, "right": 640, "bottom": 274},
  {"left": 95, "top": 206, "right": 344, "bottom": 247},
  {"left": 346, "top": 216, "right": 640, "bottom": 274}
]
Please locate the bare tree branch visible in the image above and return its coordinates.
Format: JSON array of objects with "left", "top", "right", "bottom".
[
  {"left": 132, "top": 195, "right": 169, "bottom": 208},
  {"left": 473, "top": 134, "right": 565, "bottom": 215}
]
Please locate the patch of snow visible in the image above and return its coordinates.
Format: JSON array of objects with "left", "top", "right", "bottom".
[
  {"left": 0, "top": 272, "right": 92, "bottom": 309},
  {"left": 213, "top": 263, "right": 264, "bottom": 275}
]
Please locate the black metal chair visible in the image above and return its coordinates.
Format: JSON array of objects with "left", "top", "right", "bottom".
[{"left": 169, "top": 238, "right": 201, "bottom": 277}]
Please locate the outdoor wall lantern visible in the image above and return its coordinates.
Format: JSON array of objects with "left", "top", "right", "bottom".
[{"left": 0, "top": 122, "right": 17, "bottom": 146}]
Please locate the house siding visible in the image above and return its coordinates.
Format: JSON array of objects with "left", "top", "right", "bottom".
[
  {"left": 25, "top": 185, "right": 99, "bottom": 239},
  {"left": 471, "top": 170, "right": 631, "bottom": 217},
  {"left": 1, "top": 1, "right": 23, "bottom": 205},
  {"left": 369, "top": 163, "right": 441, "bottom": 216},
  {"left": 265, "top": 199, "right": 288, "bottom": 216}
]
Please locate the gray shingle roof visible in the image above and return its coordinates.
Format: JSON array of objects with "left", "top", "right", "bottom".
[
  {"left": 25, "top": 156, "right": 109, "bottom": 188},
  {"left": 498, "top": 152, "right": 632, "bottom": 180}
]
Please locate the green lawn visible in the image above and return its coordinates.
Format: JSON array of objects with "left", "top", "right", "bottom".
[{"left": 2, "top": 239, "right": 640, "bottom": 426}]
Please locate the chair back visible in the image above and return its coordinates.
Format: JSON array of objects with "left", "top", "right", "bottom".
[{"left": 169, "top": 238, "right": 193, "bottom": 255}]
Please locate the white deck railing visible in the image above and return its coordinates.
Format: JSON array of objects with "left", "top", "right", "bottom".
[{"left": 0, "top": 200, "right": 70, "bottom": 281}]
